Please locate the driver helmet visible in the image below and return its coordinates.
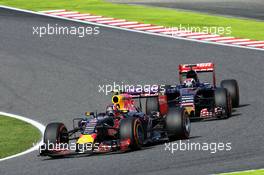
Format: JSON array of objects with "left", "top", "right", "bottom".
[
  {"left": 186, "top": 70, "right": 199, "bottom": 82},
  {"left": 184, "top": 78, "right": 196, "bottom": 88},
  {"left": 106, "top": 105, "right": 114, "bottom": 116}
]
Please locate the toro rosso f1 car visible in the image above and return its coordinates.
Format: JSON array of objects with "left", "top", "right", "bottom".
[
  {"left": 146, "top": 62, "right": 239, "bottom": 120},
  {"left": 39, "top": 92, "right": 190, "bottom": 158}
]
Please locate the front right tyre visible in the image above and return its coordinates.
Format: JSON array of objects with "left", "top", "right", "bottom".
[
  {"left": 165, "top": 107, "right": 190, "bottom": 140},
  {"left": 119, "top": 117, "right": 144, "bottom": 150},
  {"left": 221, "top": 79, "right": 239, "bottom": 108}
]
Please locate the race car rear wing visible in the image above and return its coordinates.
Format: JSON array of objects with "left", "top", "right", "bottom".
[
  {"left": 179, "top": 62, "right": 214, "bottom": 73},
  {"left": 178, "top": 62, "right": 216, "bottom": 87}
]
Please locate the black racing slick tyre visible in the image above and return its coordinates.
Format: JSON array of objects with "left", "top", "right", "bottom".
[
  {"left": 166, "top": 108, "right": 190, "bottom": 140},
  {"left": 119, "top": 117, "right": 144, "bottom": 150},
  {"left": 221, "top": 79, "right": 239, "bottom": 108},
  {"left": 44, "top": 122, "right": 69, "bottom": 148},
  {"left": 215, "top": 88, "right": 232, "bottom": 119},
  {"left": 145, "top": 97, "right": 159, "bottom": 115}
]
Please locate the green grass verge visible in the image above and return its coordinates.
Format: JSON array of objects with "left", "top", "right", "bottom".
[
  {"left": 0, "top": 0, "right": 264, "bottom": 40},
  {"left": 220, "top": 169, "right": 264, "bottom": 175},
  {"left": 0, "top": 116, "right": 41, "bottom": 159}
]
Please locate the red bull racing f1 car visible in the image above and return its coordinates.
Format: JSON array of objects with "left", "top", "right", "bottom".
[{"left": 39, "top": 92, "right": 190, "bottom": 158}]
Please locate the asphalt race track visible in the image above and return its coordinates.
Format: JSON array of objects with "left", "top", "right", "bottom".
[
  {"left": 0, "top": 8, "right": 264, "bottom": 175},
  {"left": 107, "top": 0, "right": 264, "bottom": 20}
]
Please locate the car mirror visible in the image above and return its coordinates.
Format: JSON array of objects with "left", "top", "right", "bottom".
[{"left": 85, "top": 112, "right": 94, "bottom": 116}]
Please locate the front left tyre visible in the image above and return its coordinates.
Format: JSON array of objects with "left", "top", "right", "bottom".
[
  {"left": 221, "top": 79, "right": 239, "bottom": 108},
  {"left": 43, "top": 122, "right": 69, "bottom": 149}
]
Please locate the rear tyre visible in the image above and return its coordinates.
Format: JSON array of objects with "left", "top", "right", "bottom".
[
  {"left": 44, "top": 122, "right": 69, "bottom": 149},
  {"left": 221, "top": 79, "right": 239, "bottom": 108},
  {"left": 215, "top": 88, "right": 232, "bottom": 119},
  {"left": 145, "top": 97, "right": 159, "bottom": 115},
  {"left": 119, "top": 117, "right": 144, "bottom": 150},
  {"left": 166, "top": 108, "right": 190, "bottom": 140}
]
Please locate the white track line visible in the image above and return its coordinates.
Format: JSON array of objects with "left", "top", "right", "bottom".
[
  {"left": 161, "top": 30, "right": 187, "bottom": 35},
  {"left": 178, "top": 32, "right": 206, "bottom": 37},
  {"left": 134, "top": 26, "right": 163, "bottom": 30},
  {"left": 85, "top": 17, "right": 114, "bottom": 22},
  {"left": 147, "top": 28, "right": 167, "bottom": 32},
  {"left": 0, "top": 112, "right": 45, "bottom": 162},
  {"left": 71, "top": 15, "right": 92, "bottom": 19},
  {"left": 0, "top": 5, "right": 263, "bottom": 52},
  {"left": 110, "top": 21, "right": 138, "bottom": 26},
  {"left": 202, "top": 37, "right": 235, "bottom": 41},
  {"left": 49, "top": 11, "right": 79, "bottom": 15},
  {"left": 187, "top": 34, "right": 220, "bottom": 39},
  {"left": 247, "top": 43, "right": 264, "bottom": 47},
  {"left": 73, "top": 15, "right": 102, "bottom": 20},
  {"left": 62, "top": 13, "right": 88, "bottom": 17},
  {"left": 39, "top": 9, "right": 65, "bottom": 13},
  {"left": 121, "top": 24, "right": 151, "bottom": 28},
  {"left": 234, "top": 41, "right": 264, "bottom": 45},
  {"left": 99, "top": 19, "right": 126, "bottom": 24},
  {"left": 217, "top": 39, "right": 250, "bottom": 43}
]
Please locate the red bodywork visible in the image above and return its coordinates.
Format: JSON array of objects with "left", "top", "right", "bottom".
[{"left": 158, "top": 95, "right": 168, "bottom": 115}]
